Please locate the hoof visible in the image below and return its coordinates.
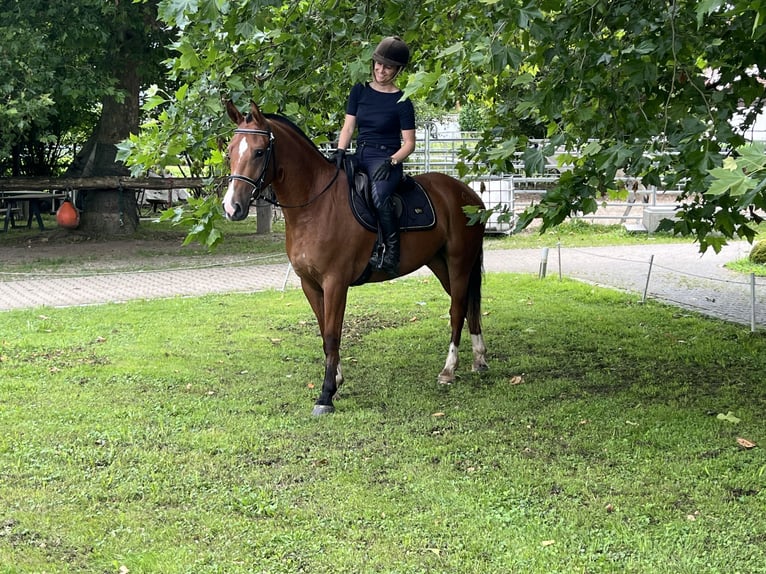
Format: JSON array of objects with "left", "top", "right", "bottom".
[
  {"left": 437, "top": 373, "right": 455, "bottom": 385},
  {"left": 472, "top": 362, "right": 489, "bottom": 373},
  {"left": 312, "top": 404, "right": 335, "bottom": 416}
]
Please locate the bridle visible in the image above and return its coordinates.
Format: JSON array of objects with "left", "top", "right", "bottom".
[
  {"left": 227, "top": 128, "right": 276, "bottom": 206},
  {"left": 227, "top": 126, "right": 340, "bottom": 209}
]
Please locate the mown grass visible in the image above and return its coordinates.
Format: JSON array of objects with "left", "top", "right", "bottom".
[
  {"left": 726, "top": 257, "right": 766, "bottom": 277},
  {"left": 484, "top": 220, "right": 690, "bottom": 250},
  {"left": 2, "top": 275, "right": 765, "bottom": 573}
]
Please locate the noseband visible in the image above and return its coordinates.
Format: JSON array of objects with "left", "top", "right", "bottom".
[{"left": 228, "top": 128, "right": 276, "bottom": 205}]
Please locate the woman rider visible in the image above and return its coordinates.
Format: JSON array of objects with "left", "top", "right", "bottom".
[{"left": 331, "top": 36, "right": 416, "bottom": 276}]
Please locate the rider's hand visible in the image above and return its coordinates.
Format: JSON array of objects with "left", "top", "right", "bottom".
[
  {"left": 372, "top": 161, "right": 392, "bottom": 181},
  {"left": 329, "top": 148, "right": 345, "bottom": 169}
]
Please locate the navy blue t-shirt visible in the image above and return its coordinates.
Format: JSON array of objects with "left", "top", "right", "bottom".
[{"left": 345, "top": 82, "right": 416, "bottom": 148}]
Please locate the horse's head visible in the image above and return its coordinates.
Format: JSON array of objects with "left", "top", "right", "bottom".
[{"left": 222, "top": 100, "right": 276, "bottom": 221}]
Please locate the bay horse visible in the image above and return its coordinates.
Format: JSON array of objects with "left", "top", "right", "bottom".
[{"left": 223, "top": 101, "right": 488, "bottom": 415}]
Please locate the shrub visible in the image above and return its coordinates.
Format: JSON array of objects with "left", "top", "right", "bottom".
[
  {"left": 458, "top": 102, "right": 488, "bottom": 132},
  {"left": 749, "top": 240, "right": 766, "bottom": 264}
]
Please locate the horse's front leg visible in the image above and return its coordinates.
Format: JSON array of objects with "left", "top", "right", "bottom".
[
  {"left": 311, "top": 284, "right": 349, "bottom": 416},
  {"left": 301, "top": 280, "right": 344, "bottom": 390}
]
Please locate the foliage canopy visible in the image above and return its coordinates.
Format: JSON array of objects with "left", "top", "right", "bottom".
[
  {"left": 0, "top": 0, "right": 170, "bottom": 176},
  {"left": 5, "top": 0, "right": 765, "bottom": 250}
]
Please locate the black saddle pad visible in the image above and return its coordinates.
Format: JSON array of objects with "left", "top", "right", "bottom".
[{"left": 347, "top": 169, "right": 437, "bottom": 233}]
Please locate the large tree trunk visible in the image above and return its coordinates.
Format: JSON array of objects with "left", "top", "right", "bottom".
[{"left": 65, "top": 51, "right": 141, "bottom": 235}]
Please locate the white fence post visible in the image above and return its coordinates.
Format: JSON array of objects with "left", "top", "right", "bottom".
[
  {"left": 751, "top": 273, "right": 756, "bottom": 333},
  {"left": 642, "top": 254, "right": 655, "bottom": 304},
  {"left": 539, "top": 247, "right": 549, "bottom": 279}
]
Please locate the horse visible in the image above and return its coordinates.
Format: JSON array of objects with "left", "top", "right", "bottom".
[{"left": 223, "top": 101, "right": 488, "bottom": 415}]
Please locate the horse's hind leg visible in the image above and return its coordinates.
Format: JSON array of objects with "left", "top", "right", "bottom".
[
  {"left": 428, "top": 247, "right": 487, "bottom": 384},
  {"left": 466, "top": 254, "right": 488, "bottom": 373},
  {"left": 427, "top": 258, "right": 465, "bottom": 385}
]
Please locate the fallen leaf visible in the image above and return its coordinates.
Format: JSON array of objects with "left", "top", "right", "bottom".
[
  {"left": 737, "top": 437, "right": 756, "bottom": 449},
  {"left": 717, "top": 411, "right": 741, "bottom": 424},
  {"left": 409, "top": 316, "right": 419, "bottom": 322},
  {"left": 307, "top": 383, "right": 315, "bottom": 389},
  {"left": 541, "top": 540, "right": 555, "bottom": 547},
  {"left": 432, "top": 412, "right": 445, "bottom": 417},
  {"left": 509, "top": 375, "right": 524, "bottom": 385},
  {"left": 95, "top": 336, "right": 107, "bottom": 343},
  {"left": 605, "top": 503, "right": 614, "bottom": 513}
]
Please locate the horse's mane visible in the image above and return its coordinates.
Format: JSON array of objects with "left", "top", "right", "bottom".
[{"left": 246, "top": 112, "right": 327, "bottom": 160}]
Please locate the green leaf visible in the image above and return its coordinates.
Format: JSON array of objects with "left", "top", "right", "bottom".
[
  {"left": 175, "top": 83, "right": 189, "bottom": 102},
  {"left": 696, "top": 0, "right": 725, "bottom": 27},
  {"left": 439, "top": 42, "right": 464, "bottom": 57},
  {"left": 708, "top": 168, "right": 757, "bottom": 197},
  {"left": 737, "top": 142, "right": 766, "bottom": 173},
  {"left": 717, "top": 411, "right": 741, "bottom": 424},
  {"left": 512, "top": 72, "right": 536, "bottom": 87}
]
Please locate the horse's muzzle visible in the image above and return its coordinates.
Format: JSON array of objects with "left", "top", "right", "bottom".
[{"left": 223, "top": 200, "right": 247, "bottom": 221}]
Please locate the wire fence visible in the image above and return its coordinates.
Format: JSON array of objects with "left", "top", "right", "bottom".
[
  {"left": 1, "top": 241, "right": 762, "bottom": 331},
  {"left": 531, "top": 243, "right": 765, "bottom": 332}
]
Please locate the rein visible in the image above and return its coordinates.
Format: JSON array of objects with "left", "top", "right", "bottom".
[{"left": 228, "top": 126, "right": 340, "bottom": 210}]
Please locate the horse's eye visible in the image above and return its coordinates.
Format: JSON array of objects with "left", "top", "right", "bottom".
[{"left": 254, "top": 150, "right": 265, "bottom": 158}]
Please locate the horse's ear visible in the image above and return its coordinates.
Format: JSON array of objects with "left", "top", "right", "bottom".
[
  {"left": 249, "top": 101, "right": 266, "bottom": 122},
  {"left": 226, "top": 100, "right": 244, "bottom": 125}
]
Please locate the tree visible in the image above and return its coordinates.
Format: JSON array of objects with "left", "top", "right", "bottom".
[
  {"left": 0, "top": 0, "right": 105, "bottom": 176},
  {"left": 121, "top": 0, "right": 765, "bottom": 251},
  {"left": 1, "top": 0, "right": 172, "bottom": 234}
]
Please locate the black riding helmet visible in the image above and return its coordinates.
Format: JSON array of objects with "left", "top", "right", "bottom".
[{"left": 372, "top": 36, "right": 410, "bottom": 68}]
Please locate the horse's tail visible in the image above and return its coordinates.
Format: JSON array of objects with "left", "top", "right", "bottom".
[{"left": 466, "top": 244, "right": 484, "bottom": 334}]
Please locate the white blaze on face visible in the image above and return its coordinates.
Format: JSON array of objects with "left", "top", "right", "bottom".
[{"left": 222, "top": 137, "right": 251, "bottom": 218}]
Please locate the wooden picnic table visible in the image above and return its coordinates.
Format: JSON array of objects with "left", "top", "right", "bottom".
[{"left": 1, "top": 191, "right": 66, "bottom": 232}]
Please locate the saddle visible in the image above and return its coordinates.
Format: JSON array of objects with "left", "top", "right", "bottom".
[{"left": 342, "top": 154, "right": 436, "bottom": 233}]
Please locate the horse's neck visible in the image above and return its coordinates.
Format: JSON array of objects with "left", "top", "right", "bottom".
[{"left": 274, "top": 134, "right": 340, "bottom": 214}]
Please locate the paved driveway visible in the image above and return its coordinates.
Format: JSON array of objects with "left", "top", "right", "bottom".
[{"left": 1, "top": 242, "right": 763, "bottom": 329}]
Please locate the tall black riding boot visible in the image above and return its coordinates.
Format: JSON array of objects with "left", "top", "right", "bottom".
[{"left": 377, "top": 199, "right": 400, "bottom": 277}]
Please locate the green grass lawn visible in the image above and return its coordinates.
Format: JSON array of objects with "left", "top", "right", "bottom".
[{"left": 2, "top": 275, "right": 765, "bottom": 573}]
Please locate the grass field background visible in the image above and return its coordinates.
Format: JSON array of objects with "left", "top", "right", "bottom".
[{"left": 2, "top": 273, "right": 765, "bottom": 573}]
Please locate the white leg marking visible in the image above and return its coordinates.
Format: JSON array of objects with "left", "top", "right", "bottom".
[
  {"left": 471, "top": 333, "right": 489, "bottom": 372},
  {"left": 438, "top": 342, "right": 459, "bottom": 384}
]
